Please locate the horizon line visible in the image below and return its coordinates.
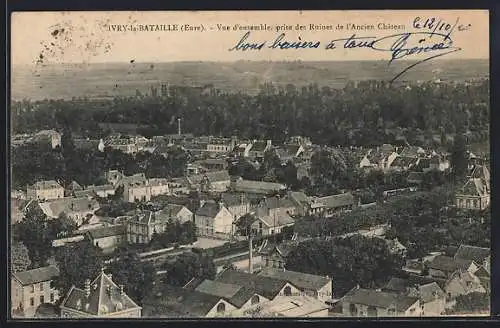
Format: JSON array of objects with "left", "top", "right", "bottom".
[{"left": 12, "top": 58, "right": 490, "bottom": 67}]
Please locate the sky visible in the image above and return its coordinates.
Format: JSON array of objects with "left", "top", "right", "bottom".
[{"left": 11, "top": 10, "right": 489, "bottom": 66}]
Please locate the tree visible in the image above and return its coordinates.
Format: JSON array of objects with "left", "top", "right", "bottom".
[
  {"left": 108, "top": 246, "right": 155, "bottom": 304},
  {"left": 48, "top": 213, "right": 78, "bottom": 239},
  {"left": 286, "top": 235, "right": 404, "bottom": 296},
  {"left": 52, "top": 238, "right": 104, "bottom": 297},
  {"left": 148, "top": 220, "right": 197, "bottom": 250},
  {"left": 162, "top": 252, "right": 216, "bottom": 287},
  {"left": 11, "top": 241, "right": 32, "bottom": 272},
  {"left": 14, "top": 207, "right": 52, "bottom": 268},
  {"left": 450, "top": 134, "right": 469, "bottom": 181}
]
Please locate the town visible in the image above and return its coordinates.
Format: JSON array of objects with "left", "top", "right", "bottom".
[{"left": 10, "top": 78, "right": 490, "bottom": 318}]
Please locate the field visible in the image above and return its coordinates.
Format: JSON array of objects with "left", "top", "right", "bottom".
[{"left": 11, "top": 59, "right": 489, "bottom": 101}]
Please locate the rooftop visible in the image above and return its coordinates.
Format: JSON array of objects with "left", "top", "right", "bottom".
[
  {"left": 258, "top": 267, "right": 331, "bottom": 291},
  {"left": 454, "top": 245, "right": 490, "bottom": 264},
  {"left": 86, "top": 225, "right": 127, "bottom": 239},
  {"left": 38, "top": 197, "right": 100, "bottom": 218},
  {"left": 13, "top": 266, "right": 60, "bottom": 286},
  {"left": 61, "top": 270, "right": 140, "bottom": 316},
  {"left": 342, "top": 287, "right": 418, "bottom": 312},
  {"left": 215, "top": 269, "right": 291, "bottom": 300},
  {"left": 29, "top": 180, "right": 63, "bottom": 190},
  {"left": 426, "top": 255, "right": 474, "bottom": 273},
  {"left": 315, "top": 192, "right": 355, "bottom": 209}
]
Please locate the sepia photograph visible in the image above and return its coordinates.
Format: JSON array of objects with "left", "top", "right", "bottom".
[{"left": 9, "top": 10, "right": 490, "bottom": 319}]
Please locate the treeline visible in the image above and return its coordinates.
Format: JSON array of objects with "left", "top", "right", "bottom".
[
  {"left": 11, "top": 141, "right": 188, "bottom": 189},
  {"left": 11, "top": 80, "right": 489, "bottom": 147}
]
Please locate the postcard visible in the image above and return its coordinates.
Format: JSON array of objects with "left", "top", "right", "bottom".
[{"left": 10, "top": 10, "right": 490, "bottom": 319}]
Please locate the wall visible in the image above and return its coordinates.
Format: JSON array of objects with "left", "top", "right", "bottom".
[
  {"left": 205, "top": 299, "right": 238, "bottom": 318},
  {"left": 150, "top": 185, "right": 170, "bottom": 197},
  {"left": 177, "top": 207, "right": 194, "bottom": 224},
  {"left": 15, "top": 280, "right": 59, "bottom": 318},
  {"left": 28, "top": 187, "right": 64, "bottom": 201},
  {"left": 94, "top": 235, "right": 124, "bottom": 253},
  {"left": 210, "top": 180, "right": 231, "bottom": 192},
  {"left": 421, "top": 297, "right": 446, "bottom": 316},
  {"left": 213, "top": 207, "right": 234, "bottom": 234}
]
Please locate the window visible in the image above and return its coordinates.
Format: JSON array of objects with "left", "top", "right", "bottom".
[
  {"left": 251, "top": 295, "right": 260, "bottom": 305},
  {"left": 30, "top": 285, "right": 35, "bottom": 293},
  {"left": 265, "top": 259, "right": 269, "bottom": 267},
  {"left": 40, "top": 283, "right": 44, "bottom": 291},
  {"left": 284, "top": 286, "right": 292, "bottom": 296},
  {"left": 50, "top": 293, "right": 54, "bottom": 303},
  {"left": 30, "top": 298, "right": 34, "bottom": 307},
  {"left": 349, "top": 304, "right": 357, "bottom": 316},
  {"left": 473, "top": 199, "right": 478, "bottom": 208},
  {"left": 216, "top": 302, "right": 226, "bottom": 313},
  {"left": 40, "top": 295, "right": 45, "bottom": 304}
]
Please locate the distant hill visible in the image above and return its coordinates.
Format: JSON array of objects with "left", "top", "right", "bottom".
[{"left": 11, "top": 59, "right": 489, "bottom": 101}]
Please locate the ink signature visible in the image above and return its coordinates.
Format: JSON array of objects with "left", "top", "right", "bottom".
[
  {"left": 327, "top": 32, "right": 462, "bottom": 82},
  {"left": 228, "top": 29, "right": 462, "bottom": 83}
]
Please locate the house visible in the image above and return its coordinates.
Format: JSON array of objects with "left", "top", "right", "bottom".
[
  {"left": 197, "top": 158, "right": 229, "bottom": 171},
  {"left": 246, "top": 295, "right": 329, "bottom": 317},
  {"left": 455, "top": 179, "right": 490, "bottom": 210},
  {"left": 288, "top": 191, "right": 313, "bottom": 216},
  {"left": 85, "top": 225, "right": 127, "bottom": 253},
  {"left": 340, "top": 287, "right": 421, "bottom": 317},
  {"left": 184, "top": 278, "right": 271, "bottom": 314},
  {"left": 258, "top": 267, "right": 333, "bottom": 303},
  {"left": 230, "top": 178, "right": 286, "bottom": 195},
  {"left": 206, "top": 137, "right": 237, "bottom": 154},
  {"left": 359, "top": 144, "right": 398, "bottom": 171},
  {"left": 65, "top": 181, "right": 84, "bottom": 197},
  {"left": 106, "top": 138, "right": 139, "bottom": 154},
  {"left": 425, "top": 255, "right": 478, "bottom": 279},
  {"left": 257, "top": 196, "right": 299, "bottom": 217},
  {"left": 195, "top": 202, "right": 234, "bottom": 236},
  {"left": 143, "top": 284, "right": 238, "bottom": 318},
  {"left": 385, "top": 238, "right": 408, "bottom": 257},
  {"left": 310, "top": 192, "right": 356, "bottom": 217},
  {"left": 215, "top": 269, "right": 302, "bottom": 302},
  {"left": 220, "top": 192, "right": 251, "bottom": 220},
  {"left": 26, "top": 180, "right": 64, "bottom": 201},
  {"left": 247, "top": 140, "right": 272, "bottom": 159},
  {"left": 122, "top": 173, "right": 151, "bottom": 203},
  {"left": 389, "top": 156, "right": 419, "bottom": 171},
  {"left": 251, "top": 209, "right": 295, "bottom": 236},
  {"left": 60, "top": 270, "right": 141, "bottom": 318},
  {"left": 148, "top": 178, "right": 171, "bottom": 197},
  {"left": 11, "top": 266, "right": 60, "bottom": 318},
  {"left": 105, "top": 170, "right": 124, "bottom": 187},
  {"left": 453, "top": 245, "right": 490, "bottom": 270},
  {"left": 187, "top": 170, "right": 231, "bottom": 193},
  {"left": 275, "top": 144, "right": 305, "bottom": 164},
  {"left": 444, "top": 269, "right": 487, "bottom": 302},
  {"left": 38, "top": 197, "right": 100, "bottom": 226},
  {"left": 260, "top": 242, "right": 298, "bottom": 269},
  {"left": 31, "top": 130, "right": 62, "bottom": 149},
  {"left": 382, "top": 278, "right": 445, "bottom": 316},
  {"left": 403, "top": 259, "right": 425, "bottom": 275},
  {"left": 413, "top": 282, "right": 446, "bottom": 316},
  {"left": 85, "top": 184, "right": 116, "bottom": 198},
  {"left": 128, "top": 206, "right": 193, "bottom": 244}
]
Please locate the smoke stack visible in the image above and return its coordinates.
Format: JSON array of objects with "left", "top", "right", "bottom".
[
  {"left": 177, "top": 118, "right": 181, "bottom": 136},
  {"left": 85, "top": 279, "right": 91, "bottom": 297}
]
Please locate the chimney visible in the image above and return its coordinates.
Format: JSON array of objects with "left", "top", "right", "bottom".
[
  {"left": 355, "top": 284, "right": 360, "bottom": 290},
  {"left": 266, "top": 140, "right": 272, "bottom": 148},
  {"left": 219, "top": 201, "right": 224, "bottom": 210},
  {"left": 240, "top": 194, "right": 245, "bottom": 206},
  {"left": 177, "top": 118, "right": 181, "bottom": 136},
  {"left": 108, "top": 274, "right": 112, "bottom": 281},
  {"left": 85, "top": 279, "right": 91, "bottom": 297},
  {"left": 120, "top": 285, "right": 124, "bottom": 296}
]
